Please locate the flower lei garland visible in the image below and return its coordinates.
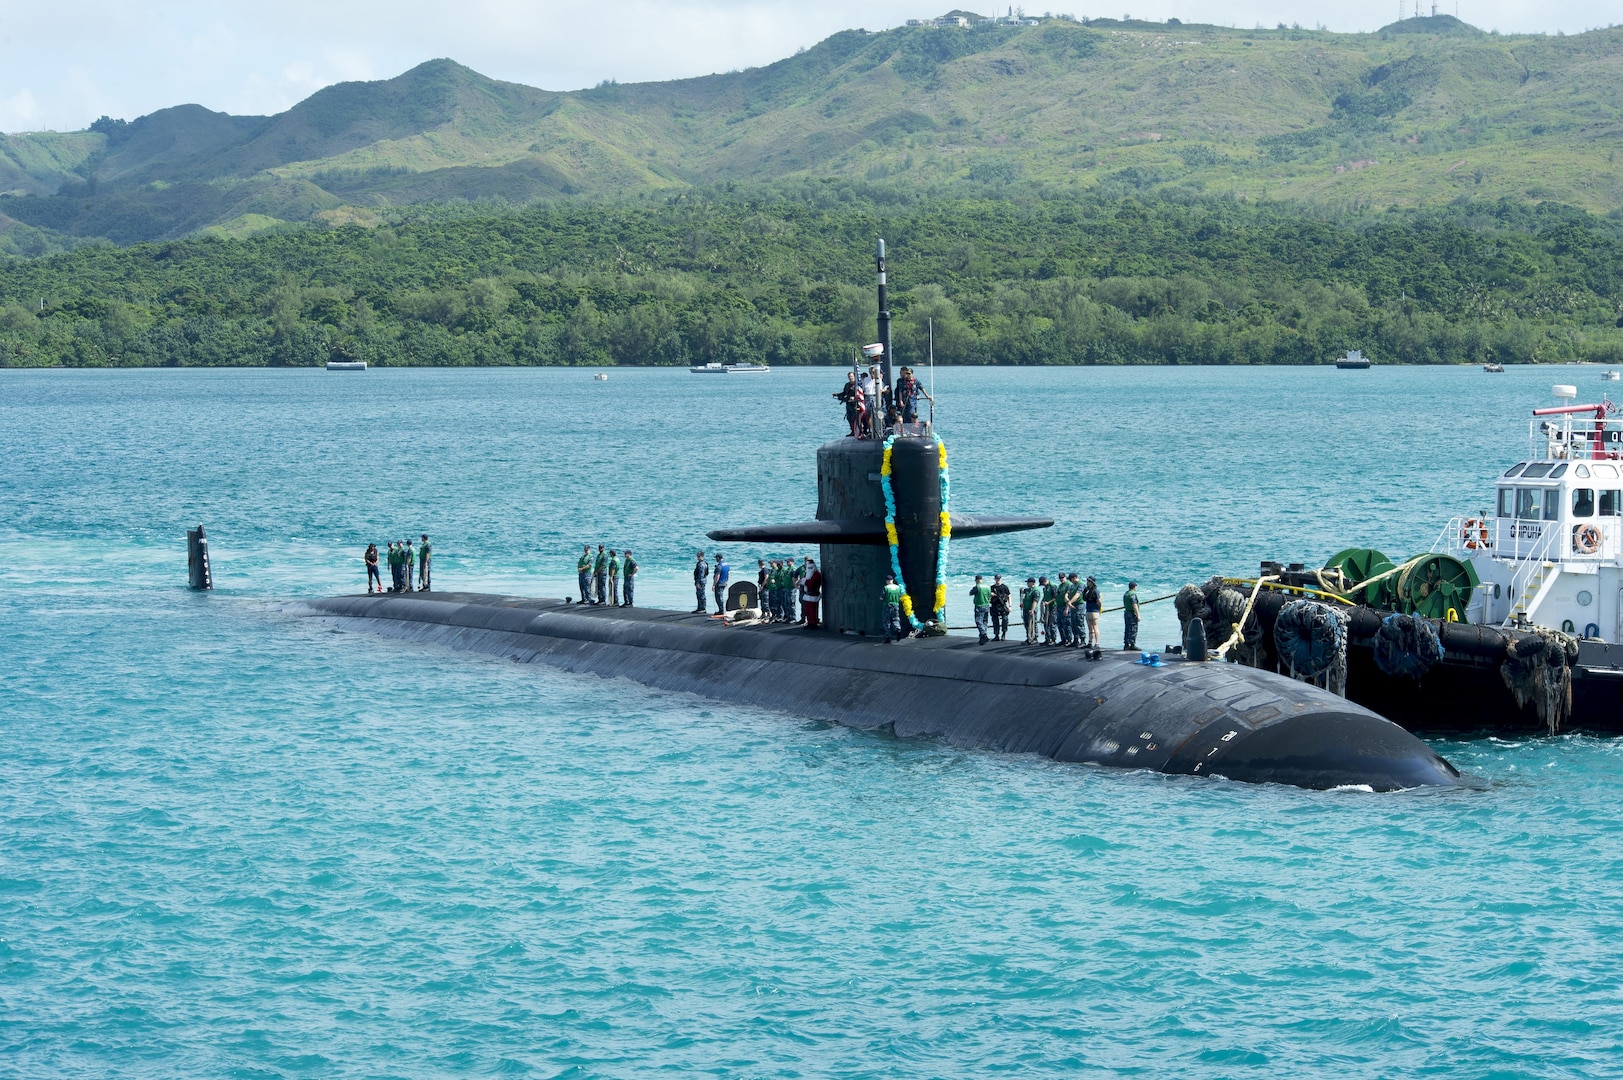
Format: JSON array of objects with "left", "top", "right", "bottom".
[{"left": 880, "top": 435, "right": 952, "bottom": 629}]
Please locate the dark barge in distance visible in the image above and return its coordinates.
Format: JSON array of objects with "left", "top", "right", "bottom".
[{"left": 300, "top": 240, "right": 1461, "bottom": 792}]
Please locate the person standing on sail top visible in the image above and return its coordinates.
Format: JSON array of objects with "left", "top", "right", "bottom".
[
  {"left": 896, "top": 367, "right": 933, "bottom": 435},
  {"left": 835, "top": 372, "right": 864, "bottom": 439},
  {"left": 578, "top": 544, "right": 593, "bottom": 604}
]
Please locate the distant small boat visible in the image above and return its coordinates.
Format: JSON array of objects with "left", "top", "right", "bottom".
[
  {"left": 1484, "top": 362, "right": 1505, "bottom": 373},
  {"left": 1604, "top": 371, "right": 1620, "bottom": 381},
  {"left": 1334, "top": 350, "right": 1371, "bottom": 370},
  {"left": 690, "top": 362, "right": 771, "bottom": 374},
  {"left": 594, "top": 372, "right": 609, "bottom": 381},
  {"left": 326, "top": 360, "right": 366, "bottom": 371}
]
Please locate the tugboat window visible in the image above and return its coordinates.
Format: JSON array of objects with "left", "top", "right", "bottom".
[
  {"left": 1551, "top": 463, "right": 1570, "bottom": 478},
  {"left": 1523, "top": 463, "right": 1554, "bottom": 478},
  {"left": 1596, "top": 464, "right": 1620, "bottom": 479},
  {"left": 1516, "top": 488, "right": 1540, "bottom": 518},
  {"left": 1504, "top": 463, "right": 1529, "bottom": 478},
  {"left": 1602, "top": 490, "right": 1623, "bottom": 516},
  {"left": 1498, "top": 488, "right": 1515, "bottom": 517},
  {"left": 1544, "top": 489, "right": 1560, "bottom": 520},
  {"left": 1573, "top": 488, "right": 1595, "bottom": 517},
  {"left": 1577, "top": 465, "right": 1592, "bottom": 478}
]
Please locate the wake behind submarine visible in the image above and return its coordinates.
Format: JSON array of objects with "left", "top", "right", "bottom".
[{"left": 303, "top": 242, "right": 1460, "bottom": 792}]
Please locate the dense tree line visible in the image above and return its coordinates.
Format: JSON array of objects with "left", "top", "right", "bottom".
[{"left": 2, "top": 183, "right": 1621, "bottom": 368}]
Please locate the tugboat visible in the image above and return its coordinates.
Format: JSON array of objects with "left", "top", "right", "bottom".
[{"left": 1195, "top": 384, "right": 1622, "bottom": 735}]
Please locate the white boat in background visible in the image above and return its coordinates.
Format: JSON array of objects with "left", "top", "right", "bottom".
[
  {"left": 1604, "top": 371, "right": 1620, "bottom": 381},
  {"left": 594, "top": 372, "right": 609, "bottom": 381},
  {"left": 690, "top": 362, "right": 771, "bottom": 374},
  {"left": 1334, "top": 350, "right": 1371, "bottom": 370},
  {"left": 326, "top": 360, "right": 366, "bottom": 371}
]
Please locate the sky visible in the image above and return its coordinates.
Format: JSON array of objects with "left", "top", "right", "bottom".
[{"left": 1, "top": 0, "right": 1617, "bottom": 133}]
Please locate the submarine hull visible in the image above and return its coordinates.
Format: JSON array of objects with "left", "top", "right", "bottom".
[{"left": 304, "top": 592, "right": 1461, "bottom": 792}]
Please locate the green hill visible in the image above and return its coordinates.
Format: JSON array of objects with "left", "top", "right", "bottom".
[{"left": 2, "top": 15, "right": 1621, "bottom": 245}]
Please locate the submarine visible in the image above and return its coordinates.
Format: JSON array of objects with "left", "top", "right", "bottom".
[{"left": 302, "top": 241, "right": 1461, "bottom": 792}]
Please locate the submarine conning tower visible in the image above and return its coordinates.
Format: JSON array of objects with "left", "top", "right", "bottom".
[
  {"left": 709, "top": 238, "right": 1052, "bottom": 635},
  {"left": 708, "top": 432, "right": 1052, "bottom": 634}
]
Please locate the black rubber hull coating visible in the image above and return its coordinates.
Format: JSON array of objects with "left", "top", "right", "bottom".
[{"left": 304, "top": 593, "right": 1462, "bottom": 792}]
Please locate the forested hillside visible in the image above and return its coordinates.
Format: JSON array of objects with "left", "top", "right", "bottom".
[
  {"left": 1, "top": 13, "right": 1621, "bottom": 248},
  {"left": 3, "top": 185, "right": 1620, "bottom": 368}
]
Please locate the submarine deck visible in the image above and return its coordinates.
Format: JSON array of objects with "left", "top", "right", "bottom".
[
  {"left": 304, "top": 590, "right": 1462, "bottom": 791},
  {"left": 318, "top": 590, "right": 1147, "bottom": 684}
]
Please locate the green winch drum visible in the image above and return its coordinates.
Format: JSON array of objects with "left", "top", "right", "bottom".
[
  {"left": 1324, "top": 548, "right": 1396, "bottom": 607},
  {"left": 1395, "top": 553, "right": 1479, "bottom": 622}
]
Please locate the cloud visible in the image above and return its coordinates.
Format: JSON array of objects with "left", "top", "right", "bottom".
[
  {"left": 0, "top": 88, "right": 40, "bottom": 132},
  {"left": 1, "top": 0, "right": 1619, "bottom": 133}
]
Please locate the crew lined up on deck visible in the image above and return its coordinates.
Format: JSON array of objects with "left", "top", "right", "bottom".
[
  {"left": 579, "top": 543, "right": 637, "bottom": 606},
  {"left": 365, "top": 534, "right": 431, "bottom": 594},
  {"left": 563, "top": 547, "right": 1139, "bottom": 648}
]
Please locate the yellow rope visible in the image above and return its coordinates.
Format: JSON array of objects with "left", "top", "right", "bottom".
[{"left": 1213, "top": 575, "right": 1276, "bottom": 660}]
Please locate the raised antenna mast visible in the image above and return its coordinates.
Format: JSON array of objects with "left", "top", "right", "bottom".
[{"left": 876, "top": 239, "right": 893, "bottom": 413}]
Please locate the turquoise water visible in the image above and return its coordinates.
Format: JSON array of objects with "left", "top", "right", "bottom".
[{"left": 5, "top": 365, "right": 1623, "bottom": 1077}]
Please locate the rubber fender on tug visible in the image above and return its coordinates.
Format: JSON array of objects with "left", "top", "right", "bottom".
[
  {"left": 1373, "top": 613, "right": 1444, "bottom": 680},
  {"left": 1274, "top": 600, "right": 1346, "bottom": 678},
  {"left": 1175, "top": 584, "right": 1210, "bottom": 635},
  {"left": 1500, "top": 628, "right": 1578, "bottom": 734}
]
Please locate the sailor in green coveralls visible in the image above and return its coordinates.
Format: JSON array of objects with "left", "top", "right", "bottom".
[
  {"left": 1020, "top": 577, "right": 1041, "bottom": 644},
  {"left": 1040, "top": 575, "right": 1057, "bottom": 645},
  {"left": 970, "top": 574, "right": 992, "bottom": 645},
  {"left": 578, "top": 545, "right": 593, "bottom": 604},
  {"left": 621, "top": 550, "right": 637, "bottom": 607},
  {"left": 593, "top": 544, "right": 608, "bottom": 605},
  {"left": 882, "top": 574, "right": 906, "bottom": 643},
  {"left": 607, "top": 549, "right": 620, "bottom": 606}
]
